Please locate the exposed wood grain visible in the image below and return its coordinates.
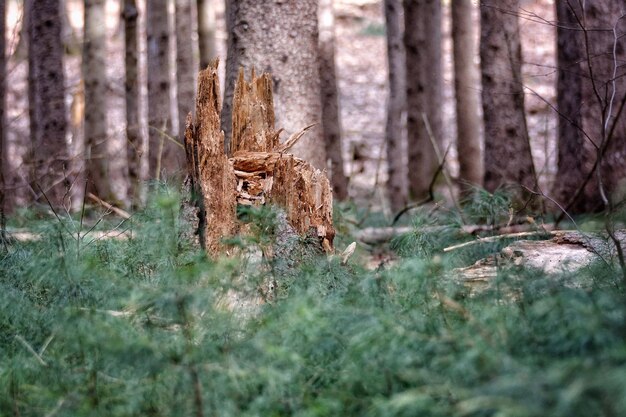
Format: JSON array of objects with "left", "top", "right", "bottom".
[{"left": 184, "top": 63, "right": 335, "bottom": 256}]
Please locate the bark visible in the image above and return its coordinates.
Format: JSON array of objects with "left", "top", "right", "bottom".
[
  {"left": 403, "top": 0, "right": 443, "bottom": 199},
  {"left": 223, "top": 0, "right": 326, "bottom": 170},
  {"left": 452, "top": 230, "right": 626, "bottom": 289},
  {"left": 480, "top": 1, "right": 537, "bottom": 200},
  {"left": 175, "top": 0, "right": 197, "bottom": 145},
  {"left": 147, "top": 0, "right": 183, "bottom": 179},
  {"left": 551, "top": 1, "right": 588, "bottom": 212},
  {"left": 27, "top": 0, "right": 69, "bottom": 207},
  {"left": 123, "top": 0, "right": 144, "bottom": 209},
  {"left": 451, "top": 0, "right": 482, "bottom": 193},
  {"left": 579, "top": 1, "right": 626, "bottom": 211},
  {"left": 84, "top": 0, "right": 112, "bottom": 200},
  {"left": 0, "top": 0, "right": 5, "bottom": 238},
  {"left": 197, "top": 0, "right": 217, "bottom": 69},
  {"left": 384, "top": 0, "right": 406, "bottom": 211},
  {"left": 549, "top": 1, "right": 626, "bottom": 213},
  {"left": 319, "top": 0, "right": 348, "bottom": 200},
  {"left": 185, "top": 63, "right": 334, "bottom": 256}
]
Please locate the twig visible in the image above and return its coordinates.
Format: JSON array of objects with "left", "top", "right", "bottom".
[
  {"left": 422, "top": 113, "right": 465, "bottom": 224},
  {"left": 274, "top": 124, "right": 316, "bottom": 153},
  {"left": 38, "top": 333, "right": 55, "bottom": 356},
  {"left": 83, "top": 221, "right": 132, "bottom": 249},
  {"left": 391, "top": 148, "right": 450, "bottom": 225},
  {"left": 15, "top": 335, "right": 48, "bottom": 366},
  {"left": 443, "top": 231, "right": 557, "bottom": 253},
  {"left": 36, "top": 184, "right": 76, "bottom": 241},
  {"left": 44, "top": 394, "right": 73, "bottom": 417},
  {"left": 148, "top": 125, "right": 185, "bottom": 149},
  {"left": 86, "top": 193, "right": 131, "bottom": 219}
]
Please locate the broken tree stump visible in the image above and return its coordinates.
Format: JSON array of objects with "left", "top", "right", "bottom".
[{"left": 183, "top": 61, "right": 334, "bottom": 256}]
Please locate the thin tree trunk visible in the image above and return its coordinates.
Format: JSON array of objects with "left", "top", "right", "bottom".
[
  {"left": 0, "top": 0, "right": 6, "bottom": 237},
  {"left": 319, "top": 0, "right": 348, "bottom": 199},
  {"left": 197, "top": 0, "right": 217, "bottom": 69},
  {"left": 223, "top": 0, "right": 326, "bottom": 170},
  {"left": 123, "top": 0, "right": 144, "bottom": 209},
  {"left": 451, "top": 0, "right": 482, "bottom": 193},
  {"left": 552, "top": 0, "right": 588, "bottom": 212},
  {"left": 147, "top": 0, "right": 183, "bottom": 180},
  {"left": 480, "top": 0, "right": 537, "bottom": 199},
  {"left": 28, "top": 0, "right": 69, "bottom": 207},
  {"left": 579, "top": 1, "right": 626, "bottom": 210},
  {"left": 404, "top": 0, "right": 443, "bottom": 199},
  {"left": 175, "top": 0, "right": 197, "bottom": 145},
  {"left": 84, "top": 0, "right": 112, "bottom": 200},
  {"left": 384, "top": 0, "right": 407, "bottom": 211}
]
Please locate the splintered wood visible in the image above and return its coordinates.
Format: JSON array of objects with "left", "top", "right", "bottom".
[
  {"left": 184, "top": 61, "right": 335, "bottom": 256},
  {"left": 184, "top": 63, "right": 237, "bottom": 255}
]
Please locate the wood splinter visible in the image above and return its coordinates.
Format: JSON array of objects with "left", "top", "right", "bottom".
[{"left": 184, "top": 61, "right": 335, "bottom": 257}]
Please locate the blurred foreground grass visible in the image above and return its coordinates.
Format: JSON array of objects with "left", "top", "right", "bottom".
[{"left": 1, "top": 189, "right": 626, "bottom": 417}]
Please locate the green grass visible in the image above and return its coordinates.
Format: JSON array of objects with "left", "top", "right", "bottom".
[{"left": 1, "top": 190, "right": 626, "bottom": 416}]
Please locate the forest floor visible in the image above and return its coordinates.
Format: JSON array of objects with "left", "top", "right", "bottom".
[{"left": 4, "top": 0, "right": 557, "bottom": 215}]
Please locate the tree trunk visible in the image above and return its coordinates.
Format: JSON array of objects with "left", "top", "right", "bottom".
[
  {"left": 147, "top": 0, "right": 183, "bottom": 180},
  {"left": 480, "top": 0, "right": 537, "bottom": 200},
  {"left": 84, "top": 0, "right": 112, "bottom": 200},
  {"left": 551, "top": 1, "right": 589, "bottom": 213},
  {"left": 318, "top": 0, "right": 348, "bottom": 199},
  {"left": 175, "top": 0, "right": 197, "bottom": 144},
  {"left": 28, "top": 0, "right": 69, "bottom": 207},
  {"left": 578, "top": 1, "right": 626, "bottom": 211},
  {"left": 185, "top": 63, "right": 334, "bottom": 256},
  {"left": 384, "top": 0, "right": 407, "bottom": 211},
  {"left": 451, "top": 0, "right": 482, "bottom": 193},
  {"left": 223, "top": 0, "right": 326, "bottom": 170},
  {"left": 123, "top": 0, "right": 144, "bottom": 209},
  {"left": 403, "top": 0, "right": 443, "bottom": 199},
  {"left": 0, "top": 0, "right": 5, "bottom": 238},
  {"left": 197, "top": 0, "right": 217, "bottom": 69}
]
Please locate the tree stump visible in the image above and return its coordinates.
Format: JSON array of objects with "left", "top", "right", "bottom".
[{"left": 183, "top": 61, "right": 334, "bottom": 257}]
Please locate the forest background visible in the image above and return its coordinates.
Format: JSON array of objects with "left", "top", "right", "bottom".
[
  {"left": 3, "top": 0, "right": 621, "bottom": 218},
  {"left": 2, "top": 0, "right": 626, "bottom": 416}
]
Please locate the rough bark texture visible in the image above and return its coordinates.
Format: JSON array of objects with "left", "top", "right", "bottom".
[
  {"left": 384, "top": 0, "right": 407, "bottom": 212},
  {"left": 579, "top": 1, "right": 626, "bottom": 211},
  {"left": 147, "top": 0, "right": 183, "bottom": 179},
  {"left": 197, "top": 0, "right": 217, "bottom": 69},
  {"left": 27, "top": 0, "right": 68, "bottom": 206},
  {"left": 480, "top": 0, "right": 537, "bottom": 199},
  {"left": 175, "top": 0, "right": 197, "bottom": 142},
  {"left": 123, "top": 0, "right": 143, "bottom": 209},
  {"left": 404, "top": 0, "right": 443, "bottom": 199},
  {"left": 551, "top": 1, "right": 587, "bottom": 212},
  {"left": 451, "top": 0, "right": 482, "bottom": 192},
  {"left": 84, "top": 0, "right": 112, "bottom": 200},
  {"left": 185, "top": 63, "right": 335, "bottom": 256},
  {"left": 223, "top": 0, "right": 326, "bottom": 170},
  {"left": 319, "top": 0, "right": 348, "bottom": 200}
]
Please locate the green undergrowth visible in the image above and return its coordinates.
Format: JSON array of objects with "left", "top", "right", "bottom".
[{"left": 1, "top": 189, "right": 626, "bottom": 416}]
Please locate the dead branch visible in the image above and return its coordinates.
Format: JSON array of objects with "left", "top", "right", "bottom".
[
  {"left": 443, "top": 230, "right": 562, "bottom": 252},
  {"left": 86, "top": 193, "right": 131, "bottom": 219}
]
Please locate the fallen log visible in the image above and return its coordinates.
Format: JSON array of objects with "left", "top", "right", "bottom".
[
  {"left": 183, "top": 61, "right": 334, "bottom": 256},
  {"left": 452, "top": 229, "right": 626, "bottom": 294}
]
